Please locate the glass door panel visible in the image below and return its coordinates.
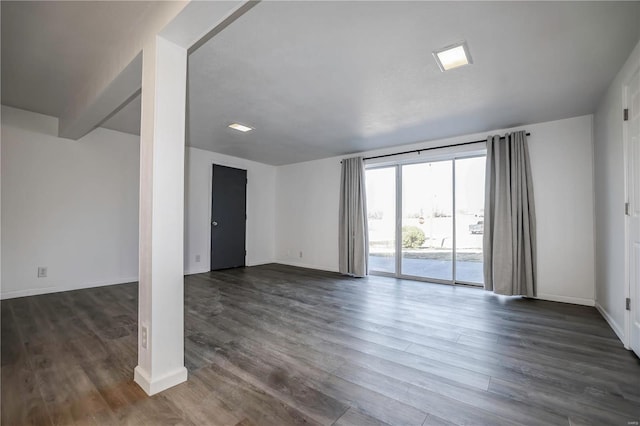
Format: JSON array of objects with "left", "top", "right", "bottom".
[
  {"left": 401, "top": 162, "right": 453, "bottom": 281},
  {"left": 454, "top": 157, "right": 485, "bottom": 284},
  {"left": 366, "top": 167, "right": 396, "bottom": 274}
]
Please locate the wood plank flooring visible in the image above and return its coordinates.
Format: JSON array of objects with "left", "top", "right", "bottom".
[{"left": 2, "top": 264, "right": 639, "bottom": 425}]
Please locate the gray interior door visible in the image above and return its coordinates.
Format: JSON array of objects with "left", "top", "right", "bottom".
[{"left": 210, "top": 164, "right": 247, "bottom": 270}]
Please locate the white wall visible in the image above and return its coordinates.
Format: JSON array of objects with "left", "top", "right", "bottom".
[
  {"left": 1, "top": 105, "right": 597, "bottom": 306},
  {"left": 0, "top": 105, "right": 601, "bottom": 310},
  {"left": 528, "top": 116, "right": 595, "bottom": 305},
  {"left": 184, "top": 147, "right": 276, "bottom": 274},
  {"left": 1, "top": 107, "right": 277, "bottom": 299},
  {"left": 593, "top": 40, "right": 640, "bottom": 342},
  {"left": 1, "top": 106, "right": 140, "bottom": 299},
  {"left": 276, "top": 115, "right": 596, "bottom": 306},
  {"left": 276, "top": 157, "right": 342, "bottom": 272}
]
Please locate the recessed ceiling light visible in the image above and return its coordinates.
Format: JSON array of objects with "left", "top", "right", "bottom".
[
  {"left": 228, "top": 123, "right": 253, "bottom": 132},
  {"left": 433, "top": 41, "right": 473, "bottom": 72}
]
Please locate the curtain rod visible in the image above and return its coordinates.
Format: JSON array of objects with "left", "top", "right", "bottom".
[{"left": 360, "top": 132, "right": 531, "bottom": 162}]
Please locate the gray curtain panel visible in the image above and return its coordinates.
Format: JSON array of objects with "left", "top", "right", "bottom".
[
  {"left": 483, "top": 131, "right": 537, "bottom": 296},
  {"left": 339, "top": 157, "right": 369, "bottom": 277}
]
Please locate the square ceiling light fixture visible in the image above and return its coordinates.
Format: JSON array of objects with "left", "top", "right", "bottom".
[
  {"left": 228, "top": 123, "right": 253, "bottom": 132},
  {"left": 433, "top": 41, "right": 473, "bottom": 72}
]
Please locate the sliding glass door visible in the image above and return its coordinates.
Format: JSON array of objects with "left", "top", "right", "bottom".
[
  {"left": 365, "top": 167, "right": 396, "bottom": 274},
  {"left": 366, "top": 155, "right": 485, "bottom": 285},
  {"left": 401, "top": 161, "right": 453, "bottom": 281},
  {"left": 454, "top": 157, "right": 486, "bottom": 284}
]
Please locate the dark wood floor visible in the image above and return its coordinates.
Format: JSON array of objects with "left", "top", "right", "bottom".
[{"left": 2, "top": 264, "right": 639, "bottom": 425}]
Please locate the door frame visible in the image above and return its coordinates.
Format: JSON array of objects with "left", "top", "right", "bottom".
[
  {"left": 623, "top": 65, "right": 640, "bottom": 351},
  {"left": 208, "top": 163, "right": 248, "bottom": 270}
]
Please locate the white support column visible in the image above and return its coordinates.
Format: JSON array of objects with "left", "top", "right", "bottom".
[{"left": 134, "top": 35, "right": 188, "bottom": 396}]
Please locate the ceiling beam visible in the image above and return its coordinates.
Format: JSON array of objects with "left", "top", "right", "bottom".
[
  {"left": 58, "top": 54, "right": 142, "bottom": 140},
  {"left": 161, "top": 1, "right": 260, "bottom": 53},
  {"left": 57, "top": 0, "right": 257, "bottom": 141},
  {"left": 56, "top": 1, "right": 189, "bottom": 140}
]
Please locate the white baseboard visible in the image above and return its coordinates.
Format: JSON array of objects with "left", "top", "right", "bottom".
[
  {"left": 184, "top": 260, "right": 275, "bottom": 275},
  {"left": 536, "top": 293, "right": 595, "bottom": 306},
  {"left": 134, "top": 365, "right": 188, "bottom": 396},
  {"left": 275, "top": 260, "right": 339, "bottom": 273},
  {"left": 184, "top": 267, "right": 210, "bottom": 276},
  {"left": 595, "top": 302, "right": 626, "bottom": 344},
  {"left": 246, "top": 259, "right": 276, "bottom": 267},
  {"left": 0, "top": 276, "right": 138, "bottom": 300},
  {"left": 2, "top": 264, "right": 268, "bottom": 297}
]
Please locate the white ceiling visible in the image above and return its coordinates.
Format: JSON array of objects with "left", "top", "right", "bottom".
[
  {"left": 1, "top": 1, "right": 183, "bottom": 119},
  {"left": 3, "top": 2, "right": 640, "bottom": 165}
]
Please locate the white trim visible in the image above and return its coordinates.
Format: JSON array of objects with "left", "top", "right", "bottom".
[
  {"left": 595, "top": 301, "right": 626, "bottom": 345},
  {"left": 623, "top": 71, "right": 632, "bottom": 351},
  {"left": 589, "top": 114, "right": 598, "bottom": 311},
  {"left": 246, "top": 259, "right": 275, "bottom": 267},
  {"left": 134, "top": 365, "right": 188, "bottom": 396},
  {"left": 0, "top": 276, "right": 138, "bottom": 300},
  {"left": 622, "top": 65, "right": 640, "bottom": 352},
  {"left": 276, "top": 260, "right": 339, "bottom": 273},
  {"left": 2, "top": 264, "right": 281, "bottom": 299},
  {"left": 184, "top": 267, "right": 210, "bottom": 276},
  {"left": 185, "top": 260, "right": 274, "bottom": 276},
  {"left": 535, "top": 293, "right": 594, "bottom": 306}
]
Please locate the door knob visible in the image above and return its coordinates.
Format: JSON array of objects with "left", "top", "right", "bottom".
[{"left": 212, "top": 221, "right": 218, "bottom": 226}]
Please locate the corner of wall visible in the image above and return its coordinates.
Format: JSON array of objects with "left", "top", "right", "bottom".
[
  {"left": 2, "top": 107, "right": 140, "bottom": 298},
  {"left": 591, "top": 37, "right": 640, "bottom": 346},
  {"left": 595, "top": 302, "right": 626, "bottom": 345},
  {"left": 589, "top": 113, "right": 597, "bottom": 305}
]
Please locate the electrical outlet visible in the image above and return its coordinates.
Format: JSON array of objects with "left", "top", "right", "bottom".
[
  {"left": 195, "top": 254, "right": 201, "bottom": 263},
  {"left": 299, "top": 251, "right": 303, "bottom": 258},
  {"left": 141, "top": 326, "right": 148, "bottom": 349},
  {"left": 37, "top": 267, "right": 47, "bottom": 278}
]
